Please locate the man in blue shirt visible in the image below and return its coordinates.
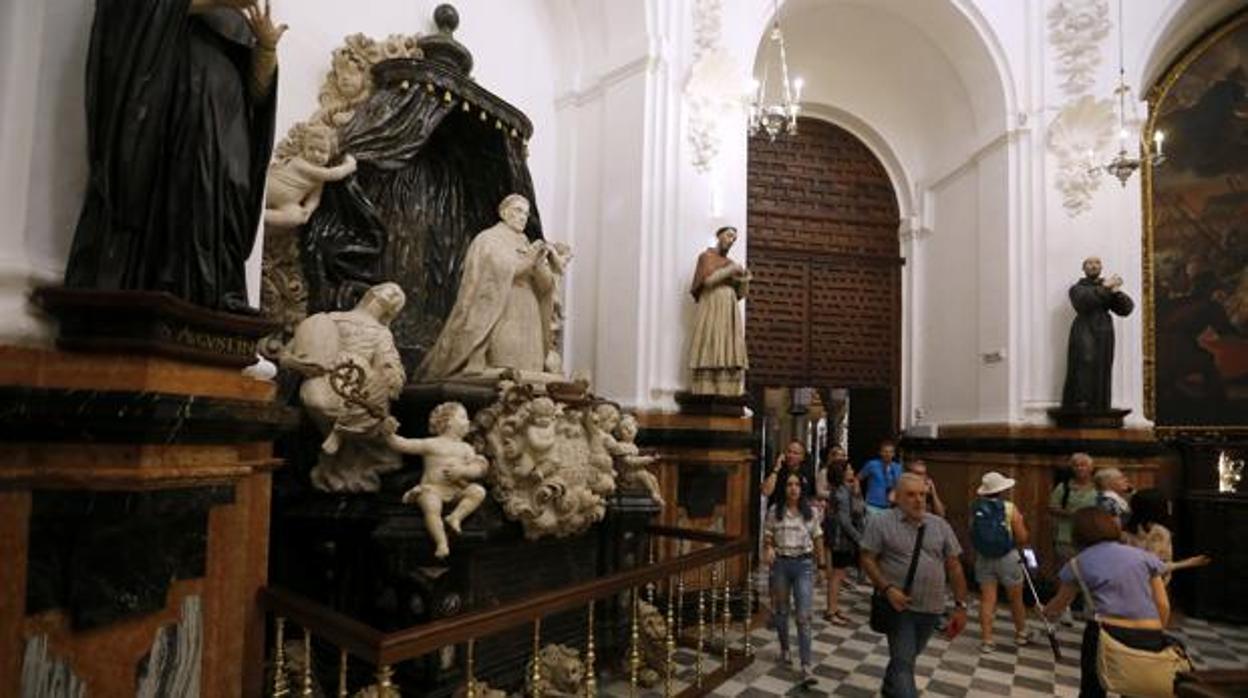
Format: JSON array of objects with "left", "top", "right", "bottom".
[{"left": 859, "top": 440, "right": 902, "bottom": 516}]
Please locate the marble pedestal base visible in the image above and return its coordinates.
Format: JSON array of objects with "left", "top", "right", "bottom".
[
  {"left": 0, "top": 347, "right": 294, "bottom": 698},
  {"left": 32, "top": 286, "right": 277, "bottom": 368},
  {"left": 674, "top": 391, "right": 749, "bottom": 417},
  {"left": 1046, "top": 407, "right": 1132, "bottom": 429}
]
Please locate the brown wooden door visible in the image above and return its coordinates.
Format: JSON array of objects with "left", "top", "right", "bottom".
[{"left": 745, "top": 117, "right": 901, "bottom": 431}]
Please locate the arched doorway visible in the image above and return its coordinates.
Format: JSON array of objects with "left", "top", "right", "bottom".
[{"left": 746, "top": 116, "right": 901, "bottom": 467}]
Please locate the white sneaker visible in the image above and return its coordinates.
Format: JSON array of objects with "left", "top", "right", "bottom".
[
  {"left": 1015, "top": 630, "right": 1034, "bottom": 646},
  {"left": 981, "top": 640, "right": 996, "bottom": 654},
  {"left": 1059, "top": 608, "right": 1075, "bottom": 627}
]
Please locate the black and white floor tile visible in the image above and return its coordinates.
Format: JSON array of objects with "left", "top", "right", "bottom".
[{"left": 600, "top": 576, "right": 1248, "bottom": 697}]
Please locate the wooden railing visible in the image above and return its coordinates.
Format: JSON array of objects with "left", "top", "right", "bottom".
[{"left": 260, "top": 526, "right": 756, "bottom": 697}]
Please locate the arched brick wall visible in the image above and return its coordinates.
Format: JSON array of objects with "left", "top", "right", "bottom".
[{"left": 746, "top": 116, "right": 902, "bottom": 430}]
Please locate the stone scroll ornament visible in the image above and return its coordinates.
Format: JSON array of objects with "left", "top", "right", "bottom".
[
  {"left": 281, "top": 282, "right": 407, "bottom": 493},
  {"left": 469, "top": 382, "right": 619, "bottom": 540},
  {"left": 525, "top": 644, "right": 586, "bottom": 698}
]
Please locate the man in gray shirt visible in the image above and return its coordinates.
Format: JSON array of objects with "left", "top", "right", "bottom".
[{"left": 861, "top": 473, "right": 969, "bottom": 698}]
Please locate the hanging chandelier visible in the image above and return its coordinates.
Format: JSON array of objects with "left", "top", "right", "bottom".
[
  {"left": 1091, "top": 0, "right": 1165, "bottom": 186},
  {"left": 748, "top": 0, "right": 803, "bottom": 141}
]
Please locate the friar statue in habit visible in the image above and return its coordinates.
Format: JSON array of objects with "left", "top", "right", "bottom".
[
  {"left": 417, "top": 194, "right": 571, "bottom": 381},
  {"left": 1061, "top": 256, "right": 1135, "bottom": 411},
  {"left": 687, "top": 226, "right": 750, "bottom": 396},
  {"left": 64, "top": 0, "right": 285, "bottom": 313}
]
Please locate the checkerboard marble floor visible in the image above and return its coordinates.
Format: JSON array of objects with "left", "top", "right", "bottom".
[{"left": 600, "top": 574, "right": 1248, "bottom": 697}]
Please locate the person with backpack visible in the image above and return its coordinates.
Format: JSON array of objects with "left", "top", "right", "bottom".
[
  {"left": 1048, "top": 452, "right": 1098, "bottom": 625},
  {"left": 971, "top": 471, "right": 1033, "bottom": 653}
]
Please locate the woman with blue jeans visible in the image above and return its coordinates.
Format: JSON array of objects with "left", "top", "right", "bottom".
[{"left": 764, "top": 472, "right": 825, "bottom": 682}]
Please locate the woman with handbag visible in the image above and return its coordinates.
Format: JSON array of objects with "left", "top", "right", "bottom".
[
  {"left": 763, "top": 472, "right": 826, "bottom": 682},
  {"left": 1042, "top": 507, "right": 1191, "bottom": 698},
  {"left": 818, "top": 454, "right": 866, "bottom": 625}
]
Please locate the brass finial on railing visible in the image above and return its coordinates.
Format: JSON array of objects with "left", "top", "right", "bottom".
[
  {"left": 695, "top": 568, "right": 706, "bottom": 687},
  {"left": 584, "top": 600, "right": 597, "bottom": 698},
  {"left": 628, "top": 590, "right": 641, "bottom": 696},
  {"left": 374, "top": 665, "right": 395, "bottom": 696},
  {"left": 743, "top": 552, "right": 754, "bottom": 657},
  {"left": 646, "top": 537, "right": 657, "bottom": 606},
  {"left": 465, "top": 638, "right": 477, "bottom": 698},
  {"left": 709, "top": 563, "right": 719, "bottom": 652},
  {"left": 301, "top": 629, "right": 314, "bottom": 697},
  {"left": 531, "top": 618, "right": 543, "bottom": 698},
  {"left": 664, "top": 577, "right": 675, "bottom": 698},
  {"left": 337, "top": 649, "right": 349, "bottom": 698},
  {"left": 722, "top": 561, "right": 732, "bottom": 669},
  {"left": 676, "top": 571, "right": 685, "bottom": 641},
  {"left": 272, "top": 617, "right": 289, "bottom": 698}
]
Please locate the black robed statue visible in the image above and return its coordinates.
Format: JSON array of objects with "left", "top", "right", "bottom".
[
  {"left": 1061, "top": 256, "right": 1135, "bottom": 410},
  {"left": 64, "top": 0, "right": 287, "bottom": 313}
]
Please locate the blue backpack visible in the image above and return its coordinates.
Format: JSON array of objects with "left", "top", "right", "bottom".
[{"left": 971, "top": 498, "right": 1013, "bottom": 558}]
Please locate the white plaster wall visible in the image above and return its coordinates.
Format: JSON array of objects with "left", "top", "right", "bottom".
[{"left": 920, "top": 167, "right": 981, "bottom": 424}]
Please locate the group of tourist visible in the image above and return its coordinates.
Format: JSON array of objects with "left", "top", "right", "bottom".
[{"left": 761, "top": 440, "right": 1211, "bottom": 697}]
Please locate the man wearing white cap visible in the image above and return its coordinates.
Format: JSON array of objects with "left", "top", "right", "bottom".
[{"left": 969, "top": 471, "right": 1033, "bottom": 653}]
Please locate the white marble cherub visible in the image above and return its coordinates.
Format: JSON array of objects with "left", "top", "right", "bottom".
[
  {"left": 264, "top": 123, "right": 357, "bottom": 227},
  {"left": 391, "top": 402, "right": 489, "bottom": 559},
  {"left": 611, "top": 414, "right": 664, "bottom": 506},
  {"left": 316, "top": 46, "right": 371, "bottom": 128},
  {"left": 584, "top": 403, "right": 622, "bottom": 495}
]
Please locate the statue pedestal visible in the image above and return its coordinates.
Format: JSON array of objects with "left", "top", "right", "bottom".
[
  {"left": 674, "top": 391, "right": 749, "bottom": 417},
  {"left": 32, "top": 287, "right": 278, "bottom": 368},
  {"left": 1046, "top": 407, "right": 1132, "bottom": 429},
  {"left": 0, "top": 346, "right": 295, "bottom": 698}
]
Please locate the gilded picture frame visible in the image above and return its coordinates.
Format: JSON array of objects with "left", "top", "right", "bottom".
[{"left": 1143, "top": 7, "right": 1248, "bottom": 437}]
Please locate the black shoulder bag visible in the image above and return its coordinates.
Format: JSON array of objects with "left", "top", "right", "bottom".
[{"left": 869, "top": 523, "right": 926, "bottom": 634}]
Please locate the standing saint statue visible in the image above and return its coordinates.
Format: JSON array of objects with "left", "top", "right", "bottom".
[
  {"left": 1061, "top": 256, "right": 1135, "bottom": 411},
  {"left": 64, "top": 0, "right": 286, "bottom": 313},
  {"left": 687, "top": 226, "right": 750, "bottom": 396},
  {"left": 417, "top": 194, "right": 571, "bottom": 381}
]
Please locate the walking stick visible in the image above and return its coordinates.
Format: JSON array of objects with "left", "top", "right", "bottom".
[{"left": 1017, "top": 548, "right": 1061, "bottom": 661}]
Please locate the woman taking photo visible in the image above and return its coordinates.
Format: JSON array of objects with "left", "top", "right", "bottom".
[
  {"left": 764, "top": 472, "right": 825, "bottom": 682},
  {"left": 817, "top": 455, "right": 865, "bottom": 625},
  {"left": 1042, "top": 508, "right": 1185, "bottom": 698}
]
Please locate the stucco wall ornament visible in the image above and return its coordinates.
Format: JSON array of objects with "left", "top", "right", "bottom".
[
  {"left": 1047, "top": 95, "right": 1116, "bottom": 216},
  {"left": 684, "top": 0, "right": 743, "bottom": 172},
  {"left": 470, "top": 382, "right": 618, "bottom": 540},
  {"left": 1047, "top": 0, "right": 1111, "bottom": 97}
]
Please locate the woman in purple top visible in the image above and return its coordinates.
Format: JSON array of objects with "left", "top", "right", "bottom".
[{"left": 1042, "top": 508, "right": 1178, "bottom": 698}]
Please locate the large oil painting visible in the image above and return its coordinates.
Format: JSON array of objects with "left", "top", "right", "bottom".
[{"left": 1145, "top": 10, "right": 1248, "bottom": 433}]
